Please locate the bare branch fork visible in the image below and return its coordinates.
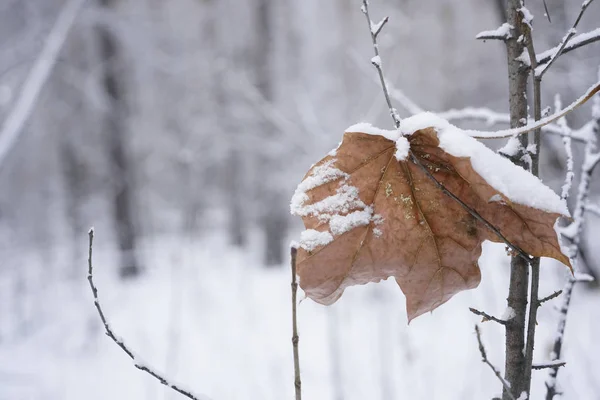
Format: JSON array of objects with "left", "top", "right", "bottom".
[{"left": 86, "top": 229, "right": 204, "bottom": 400}]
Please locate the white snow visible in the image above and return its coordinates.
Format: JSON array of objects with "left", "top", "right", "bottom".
[
  {"left": 394, "top": 136, "right": 410, "bottom": 160},
  {"left": 498, "top": 136, "right": 523, "bottom": 157},
  {"left": 488, "top": 194, "right": 503, "bottom": 203},
  {"left": 517, "top": 391, "right": 528, "bottom": 400},
  {"left": 345, "top": 122, "right": 399, "bottom": 141},
  {"left": 501, "top": 306, "right": 516, "bottom": 321},
  {"left": 329, "top": 207, "right": 373, "bottom": 236},
  {"left": 290, "top": 159, "right": 349, "bottom": 216},
  {"left": 399, "top": 112, "right": 569, "bottom": 216},
  {"left": 299, "top": 229, "right": 334, "bottom": 251},
  {"left": 371, "top": 55, "right": 381, "bottom": 67},
  {"left": 519, "top": 6, "right": 533, "bottom": 28},
  {"left": 475, "top": 23, "right": 513, "bottom": 40}
]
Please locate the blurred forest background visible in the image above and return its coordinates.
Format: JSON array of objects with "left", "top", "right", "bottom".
[{"left": 0, "top": 0, "right": 599, "bottom": 399}]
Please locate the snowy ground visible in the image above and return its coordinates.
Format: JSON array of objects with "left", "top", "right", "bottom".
[{"left": 0, "top": 233, "right": 598, "bottom": 400}]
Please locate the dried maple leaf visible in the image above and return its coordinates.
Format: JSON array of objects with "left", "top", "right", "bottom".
[{"left": 291, "top": 115, "right": 571, "bottom": 322}]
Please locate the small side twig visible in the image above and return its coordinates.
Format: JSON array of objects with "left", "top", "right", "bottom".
[
  {"left": 361, "top": 0, "right": 401, "bottom": 128},
  {"left": 86, "top": 229, "right": 203, "bottom": 400},
  {"left": 290, "top": 245, "right": 302, "bottom": 400},
  {"left": 469, "top": 308, "right": 507, "bottom": 325},
  {"left": 538, "top": 290, "right": 563, "bottom": 306},
  {"left": 536, "top": 0, "right": 595, "bottom": 79},
  {"left": 534, "top": 361, "right": 566, "bottom": 370},
  {"left": 475, "top": 325, "right": 516, "bottom": 400},
  {"left": 536, "top": 27, "right": 600, "bottom": 67}
]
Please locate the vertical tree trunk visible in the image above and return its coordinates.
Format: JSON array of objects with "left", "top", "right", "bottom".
[
  {"left": 255, "top": 0, "right": 287, "bottom": 266},
  {"left": 503, "top": 1, "right": 530, "bottom": 398},
  {"left": 205, "top": 0, "right": 247, "bottom": 247},
  {"left": 97, "top": 0, "right": 140, "bottom": 278}
]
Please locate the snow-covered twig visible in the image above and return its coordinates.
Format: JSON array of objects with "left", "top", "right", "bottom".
[
  {"left": 476, "top": 23, "right": 513, "bottom": 41},
  {"left": 290, "top": 245, "right": 302, "bottom": 400},
  {"left": 537, "top": 28, "right": 600, "bottom": 67},
  {"left": 466, "top": 80, "right": 600, "bottom": 139},
  {"left": 469, "top": 307, "right": 507, "bottom": 325},
  {"left": 474, "top": 325, "right": 516, "bottom": 400},
  {"left": 86, "top": 229, "right": 205, "bottom": 400},
  {"left": 546, "top": 83, "right": 600, "bottom": 400},
  {"left": 556, "top": 95, "right": 575, "bottom": 200},
  {"left": 0, "top": 0, "right": 86, "bottom": 169},
  {"left": 536, "top": 0, "right": 596, "bottom": 79}
]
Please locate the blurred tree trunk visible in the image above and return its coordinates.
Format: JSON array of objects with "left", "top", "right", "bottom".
[
  {"left": 97, "top": 0, "right": 140, "bottom": 278},
  {"left": 255, "top": 0, "right": 288, "bottom": 266},
  {"left": 205, "top": 0, "right": 248, "bottom": 247}
]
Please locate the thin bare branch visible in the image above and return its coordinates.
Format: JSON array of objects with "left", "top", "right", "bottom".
[
  {"left": 538, "top": 290, "right": 563, "bottom": 306},
  {"left": 469, "top": 308, "right": 507, "bottom": 325},
  {"left": 475, "top": 325, "right": 516, "bottom": 400},
  {"left": 361, "top": 0, "right": 401, "bottom": 128},
  {"left": 518, "top": 12, "right": 542, "bottom": 394},
  {"left": 371, "top": 16, "right": 389, "bottom": 38},
  {"left": 290, "top": 245, "right": 302, "bottom": 400},
  {"left": 534, "top": 361, "right": 566, "bottom": 370},
  {"left": 536, "top": 0, "right": 595, "bottom": 78},
  {"left": 86, "top": 229, "right": 205, "bottom": 400}
]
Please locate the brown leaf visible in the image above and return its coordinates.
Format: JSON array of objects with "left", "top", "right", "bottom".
[{"left": 291, "top": 126, "right": 570, "bottom": 322}]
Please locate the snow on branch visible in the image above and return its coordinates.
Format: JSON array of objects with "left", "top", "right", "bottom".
[
  {"left": 476, "top": 23, "right": 513, "bottom": 41},
  {"left": 547, "top": 84, "right": 600, "bottom": 399},
  {"left": 86, "top": 229, "right": 207, "bottom": 400},
  {"left": 536, "top": 0, "right": 595, "bottom": 78},
  {"left": 0, "top": 0, "right": 86, "bottom": 169},
  {"left": 537, "top": 27, "right": 600, "bottom": 67},
  {"left": 465, "top": 80, "right": 600, "bottom": 139}
]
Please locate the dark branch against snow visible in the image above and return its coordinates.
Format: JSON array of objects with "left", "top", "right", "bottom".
[
  {"left": 537, "top": 28, "right": 600, "bottom": 67},
  {"left": 474, "top": 325, "right": 516, "bottom": 400},
  {"left": 86, "top": 229, "right": 206, "bottom": 400},
  {"left": 361, "top": 0, "right": 401, "bottom": 128},
  {"left": 290, "top": 245, "right": 302, "bottom": 400},
  {"left": 469, "top": 307, "right": 508, "bottom": 325},
  {"left": 538, "top": 290, "right": 563, "bottom": 306}
]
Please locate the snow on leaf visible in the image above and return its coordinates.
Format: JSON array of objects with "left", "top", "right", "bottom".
[
  {"left": 291, "top": 119, "right": 571, "bottom": 321},
  {"left": 300, "top": 229, "right": 333, "bottom": 251}
]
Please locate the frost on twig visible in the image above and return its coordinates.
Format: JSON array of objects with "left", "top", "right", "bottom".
[
  {"left": 476, "top": 23, "right": 513, "bottom": 41},
  {"left": 547, "top": 83, "right": 600, "bottom": 399},
  {"left": 475, "top": 325, "right": 516, "bottom": 400},
  {"left": 533, "top": 361, "right": 566, "bottom": 370},
  {"left": 86, "top": 229, "right": 206, "bottom": 400},
  {"left": 537, "top": 27, "right": 600, "bottom": 67}
]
